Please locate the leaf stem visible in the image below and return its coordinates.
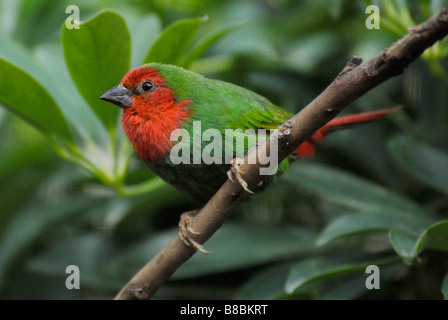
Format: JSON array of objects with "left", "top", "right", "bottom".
[{"left": 114, "top": 177, "right": 167, "bottom": 197}]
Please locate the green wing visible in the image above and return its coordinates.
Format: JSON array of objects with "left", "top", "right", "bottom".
[
  {"left": 197, "top": 78, "right": 292, "bottom": 132},
  {"left": 198, "top": 78, "right": 293, "bottom": 178}
]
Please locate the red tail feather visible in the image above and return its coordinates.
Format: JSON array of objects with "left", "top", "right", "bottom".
[{"left": 293, "top": 106, "right": 400, "bottom": 158}]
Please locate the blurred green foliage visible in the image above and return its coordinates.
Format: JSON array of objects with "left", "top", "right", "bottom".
[{"left": 0, "top": 0, "right": 447, "bottom": 300}]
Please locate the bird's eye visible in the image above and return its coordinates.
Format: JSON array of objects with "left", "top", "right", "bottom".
[{"left": 142, "top": 81, "right": 154, "bottom": 92}]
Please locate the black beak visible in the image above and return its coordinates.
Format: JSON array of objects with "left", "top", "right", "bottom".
[{"left": 99, "top": 84, "right": 132, "bottom": 109}]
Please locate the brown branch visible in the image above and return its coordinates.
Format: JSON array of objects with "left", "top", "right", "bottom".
[{"left": 114, "top": 8, "right": 448, "bottom": 300}]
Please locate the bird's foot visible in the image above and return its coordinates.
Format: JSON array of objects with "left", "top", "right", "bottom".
[
  {"left": 226, "top": 157, "right": 255, "bottom": 194},
  {"left": 178, "top": 210, "right": 210, "bottom": 254}
]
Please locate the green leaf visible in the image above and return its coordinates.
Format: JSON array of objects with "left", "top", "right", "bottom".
[
  {"left": 176, "top": 224, "right": 315, "bottom": 280},
  {"left": 128, "top": 13, "right": 162, "bottom": 67},
  {"left": 143, "top": 16, "right": 207, "bottom": 65},
  {"left": 284, "top": 162, "right": 427, "bottom": 215},
  {"left": 27, "top": 233, "right": 123, "bottom": 291},
  {"left": 317, "top": 272, "right": 373, "bottom": 300},
  {"left": 388, "top": 221, "right": 448, "bottom": 263},
  {"left": 317, "top": 211, "right": 433, "bottom": 246},
  {"left": 415, "top": 220, "right": 448, "bottom": 254},
  {"left": 34, "top": 42, "right": 110, "bottom": 145},
  {"left": 0, "top": 197, "right": 97, "bottom": 288},
  {"left": 0, "top": 57, "right": 73, "bottom": 143},
  {"left": 0, "top": 128, "right": 56, "bottom": 230},
  {"left": 0, "top": 0, "right": 20, "bottom": 38},
  {"left": 283, "top": 32, "right": 340, "bottom": 73},
  {"left": 388, "top": 136, "right": 448, "bottom": 194},
  {"left": 389, "top": 229, "right": 418, "bottom": 263},
  {"left": 13, "top": 0, "right": 69, "bottom": 46},
  {"left": 442, "top": 272, "right": 448, "bottom": 300},
  {"left": 211, "top": 21, "right": 278, "bottom": 60},
  {"left": 62, "top": 10, "right": 131, "bottom": 130},
  {"left": 234, "top": 263, "right": 295, "bottom": 300},
  {"left": 319, "top": 262, "right": 409, "bottom": 300},
  {"left": 0, "top": 36, "right": 107, "bottom": 145},
  {"left": 285, "top": 253, "right": 398, "bottom": 294},
  {"left": 107, "top": 222, "right": 316, "bottom": 280},
  {"left": 180, "top": 22, "right": 241, "bottom": 69}
]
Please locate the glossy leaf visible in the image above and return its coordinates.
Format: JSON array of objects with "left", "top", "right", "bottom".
[
  {"left": 388, "top": 221, "right": 448, "bottom": 263},
  {"left": 285, "top": 254, "right": 398, "bottom": 294},
  {"left": 176, "top": 224, "right": 314, "bottom": 280},
  {"left": 389, "top": 229, "right": 418, "bottom": 263},
  {"left": 27, "top": 233, "right": 123, "bottom": 291},
  {"left": 0, "top": 197, "right": 96, "bottom": 287},
  {"left": 319, "top": 262, "right": 408, "bottom": 300},
  {"left": 107, "top": 222, "right": 316, "bottom": 280},
  {"left": 180, "top": 22, "right": 241, "bottom": 68},
  {"left": 415, "top": 220, "right": 448, "bottom": 254},
  {"left": 317, "top": 211, "right": 434, "bottom": 246},
  {"left": 234, "top": 263, "right": 295, "bottom": 300},
  {"left": 13, "top": 0, "right": 68, "bottom": 46},
  {"left": 0, "top": 57, "right": 73, "bottom": 143},
  {"left": 388, "top": 136, "right": 448, "bottom": 194},
  {"left": 143, "top": 17, "right": 207, "bottom": 65},
  {"left": 62, "top": 10, "right": 131, "bottom": 130},
  {"left": 284, "top": 162, "right": 427, "bottom": 215},
  {"left": 34, "top": 42, "right": 110, "bottom": 145},
  {"left": 128, "top": 13, "right": 162, "bottom": 67},
  {"left": 0, "top": 36, "right": 106, "bottom": 144},
  {"left": 0, "top": 129, "right": 56, "bottom": 230}
]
